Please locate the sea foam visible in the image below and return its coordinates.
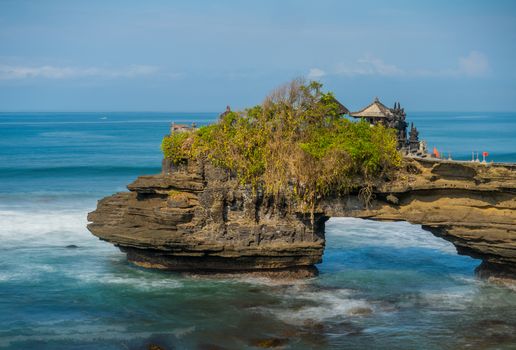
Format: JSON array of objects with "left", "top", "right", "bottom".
[
  {"left": 326, "top": 217, "right": 457, "bottom": 253},
  {"left": 257, "top": 283, "right": 374, "bottom": 325},
  {"left": 0, "top": 208, "right": 97, "bottom": 248}
]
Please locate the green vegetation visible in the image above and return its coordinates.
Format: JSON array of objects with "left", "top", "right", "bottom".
[
  {"left": 161, "top": 132, "right": 191, "bottom": 165},
  {"left": 168, "top": 189, "right": 190, "bottom": 202},
  {"left": 167, "top": 189, "right": 183, "bottom": 197},
  {"left": 162, "top": 79, "right": 401, "bottom": 214}
]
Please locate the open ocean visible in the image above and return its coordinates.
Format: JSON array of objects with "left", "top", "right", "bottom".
[{"left": 0, "top": 112, "right": 515, "bottom": 349}]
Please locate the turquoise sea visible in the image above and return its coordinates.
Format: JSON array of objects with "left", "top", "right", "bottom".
[{"left": 0, "top": 112, "right": 515, "bottom": 349}]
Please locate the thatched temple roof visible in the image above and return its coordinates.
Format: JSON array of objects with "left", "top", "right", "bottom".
[{"left": 350, "top": 97, "right": 393, "bottom": 119}]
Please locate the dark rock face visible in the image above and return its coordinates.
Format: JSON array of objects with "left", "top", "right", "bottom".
[
  {"left": 87, "top": 158, "right": 516, "bottom": 279},
  {"left": 87, "top": 161, "right": 325, "bottom": 276}
]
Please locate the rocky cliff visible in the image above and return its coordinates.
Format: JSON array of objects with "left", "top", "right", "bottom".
[
  {"left": 87, "top": 160, "right": 326, "bottom": 277},
  {"left": 87, "top": 158, "right": 516, "bottom": 279}
]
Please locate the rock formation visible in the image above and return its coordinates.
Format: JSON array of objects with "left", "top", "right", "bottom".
[
  {"left": 87, "top": 158, "right": 516, "bottom": 280},
  {"left": 88, "top": 160, "right": 325, "bottom": 277},
  {"left": 319, "top": 159, "right": 516, "bottom": 281}
]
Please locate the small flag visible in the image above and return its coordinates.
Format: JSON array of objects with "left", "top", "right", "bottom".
[
  {"left": 433, "top": 147, "right": 440, "bottom": 158},
  {"left": 483, "top": 151, "right": 489, "bottom": 157}
]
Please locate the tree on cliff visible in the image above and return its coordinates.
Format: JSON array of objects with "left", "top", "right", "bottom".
[{"left": 162, "top": 78, "right": 401, "bottom": 216}]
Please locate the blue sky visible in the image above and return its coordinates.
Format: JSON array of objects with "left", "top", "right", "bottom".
[{"left": 0, "top": 0, "right": 515, "bottom": 112}]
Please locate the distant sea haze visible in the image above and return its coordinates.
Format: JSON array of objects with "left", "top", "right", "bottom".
[{"left": 0, "top": 111, "right": 515, "bottom": 349}]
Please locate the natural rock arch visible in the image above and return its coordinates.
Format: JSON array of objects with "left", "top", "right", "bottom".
[{"left": 88, "top": 158, "right": 516, "bottom": 279}]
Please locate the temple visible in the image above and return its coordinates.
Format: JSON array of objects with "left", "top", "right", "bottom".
[
  {"left": 350, "top": 97, "right": 426, "bottom": 155},
  {"left": 170, "top": 122, "right": 196, "bottom": 134},
  {"left": 219, "top": 105, "right": 232, "bottom": 119}
]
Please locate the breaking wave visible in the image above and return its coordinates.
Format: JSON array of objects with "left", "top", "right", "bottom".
[
  {"left": 255, "top": 283, "right": 374, "bottom": 326},
  {"left": 0, "top": 208, "right": 96, "bottom": 248}
]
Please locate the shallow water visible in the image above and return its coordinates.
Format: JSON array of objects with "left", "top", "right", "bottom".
[{"left": 0, "top": 112, "right": 515, "bottom": 349}]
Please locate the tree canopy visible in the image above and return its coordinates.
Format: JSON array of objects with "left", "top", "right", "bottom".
[{"left": 162, "top": 79, "right": 401, "bottom": 212}]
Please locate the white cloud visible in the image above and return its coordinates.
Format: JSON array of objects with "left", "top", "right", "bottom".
[
  {"left": 307, "top": 67, "right": 326, "bottom": 79},
  {"left": 0, "top": 64, "right": 160, "bottom": 80},
  {"left": 332, "top": 51, "right": 489, "bottom": 78},
  {"left": 458, "top": 51, "right": 489, "bottom": 77},
  {"left": 335, "top": 55, "right": 405, "bottom": 77},
  {"left": 357, "top": 56, "right": 404, "bottom": 76}
]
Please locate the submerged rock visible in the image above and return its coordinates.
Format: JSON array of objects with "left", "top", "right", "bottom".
[
  {"left": 475, "top": 261, "right": 516, "bottom": 289},
  {"left": 348, "top": 307, "right": 374, "bottom": 316},
  {"left": 147, "top": 345, "right": 167, "bottom": 350},
  {"left": 87, "top": 158, "right": 516, "bottom": 280},
  {"left": 249, "top": 337, "right": 289, "bottom": 348}
]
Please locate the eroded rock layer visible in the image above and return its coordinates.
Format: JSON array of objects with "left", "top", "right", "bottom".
[
  {"left": 87, "top": 158, "right": 516, "bottom": 278},
  {"left": 319, "top": 159, "right": 516, "bottom": 278},
  {"left": 87, "top": 161, "right": 325, "bottom": 275}
]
